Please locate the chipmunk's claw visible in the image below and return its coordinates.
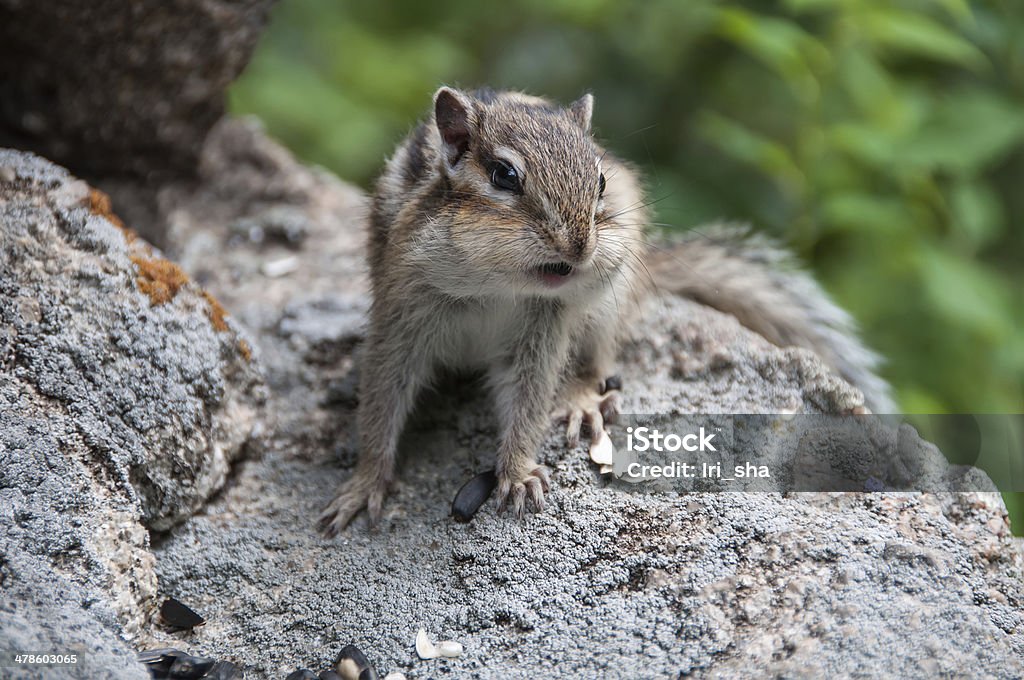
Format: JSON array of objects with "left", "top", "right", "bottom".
[
  {"left": 318, "top": 474, "right": 387, "bottom": 536},
  {"left": 496, "top": 466, "right": 550, "bottom": 518},
  {"left": 555, "top": 384, "right": 621, "bottom": 448}
]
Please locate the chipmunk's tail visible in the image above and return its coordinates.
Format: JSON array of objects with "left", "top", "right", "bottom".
[{"left": 647, "top": 223, "right": 895, "bottom": 413}]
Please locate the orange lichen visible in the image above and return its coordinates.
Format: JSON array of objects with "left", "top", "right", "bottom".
[
  {"left": 89, "top": 187, "right": 246, "bottom": 356},
  {"left": 87, "top": 187, "right": 184, "bottom": 305},
  {"left": 237, "top": 339, "right": 253, "bottom": 362},
  {"left": 131, "top": 253, "right": 190, "bottom": 305},
  {"left": 87, "top": 188, "right": 138, "bottom": 242},
  {"left": 133, "top": 259, "right": 247, "bottom": 357},
  {"left": 201, "top": 290, "right": 230, "bottom": 333}
]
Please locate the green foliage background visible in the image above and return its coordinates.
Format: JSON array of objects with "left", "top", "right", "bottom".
[{"left": 230, "top": 0, "right": 1024, "bottom": 526}]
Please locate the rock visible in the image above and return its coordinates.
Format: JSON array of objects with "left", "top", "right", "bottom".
[
  {"left": 0, "top": 149, "right": 263, "bottom": 678},
  {"left": 0, "top": 0, "right": 274, "bottom": 181},
  {"left": 142, "top": 122, "right": 1024, "bottom": 678},
  {"left": 1, "top": 150, "right": 264, "bottom": 530},
  {"left": 0, "top": 0, "right": 276, "bottom": 245}
]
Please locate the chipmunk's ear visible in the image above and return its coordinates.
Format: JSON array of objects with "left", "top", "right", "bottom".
[
  {"left": 434, "top": 87, "right": 475, "bottom": 166},
  {"left": 568, "top": 93, "right": 593, "bottom": 133}
]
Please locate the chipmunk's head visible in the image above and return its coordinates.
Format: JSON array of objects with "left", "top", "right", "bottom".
[{"left": 428, "top": 86, "right": 632, "bottom": 298}]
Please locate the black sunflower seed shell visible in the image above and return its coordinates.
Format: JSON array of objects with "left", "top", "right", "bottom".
[
  {"left": 205, "top": 660, "right": 244, "bottom": 680},
  {"left": 168, "top": 654, "right": 214, "bottom": 679},
  {"left": 602, "top": 375, "right": 622, "bottom": 393},
  {"left": 138, "top": 647, "right": 185, "bottom": 668},
  {"left": 451, "top": 469, "right": 498, "bottom": 522},
  {"left": 285, "top": 670, "right": 318, "bottom": 680},
  {"left": 159, "top": 597, "right": 205, "bottom": 629},
  {"left": 334, "top": 644, "right": 378, "bottom": 680}
]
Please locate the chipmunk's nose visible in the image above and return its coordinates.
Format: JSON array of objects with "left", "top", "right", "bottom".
[{"left": 559, "top": 223, "right": 596, "bottom": 264}]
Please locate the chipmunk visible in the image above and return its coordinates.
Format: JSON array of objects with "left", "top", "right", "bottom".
[{"left": 318, "top": 86, "right": 893, "bottom": 535}]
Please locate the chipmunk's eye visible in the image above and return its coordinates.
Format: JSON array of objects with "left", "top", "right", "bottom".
[
  {"left": 598, "top": 172, "right": 606, "bottom": 197},
  {"left": 489, "top": 160, "right": 523, "bottom": 194}
]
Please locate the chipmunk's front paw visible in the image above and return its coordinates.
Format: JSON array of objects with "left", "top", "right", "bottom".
[
  {"left": 318, "top": 473, "right": 388, "bottom": 537},
  {"left": 496, "top": 465, "right": 550, "bottom": 518},
  {"left": 554, "top": 377, "right": 621, "bottom": 448}
]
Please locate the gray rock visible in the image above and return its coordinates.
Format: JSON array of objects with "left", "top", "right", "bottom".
[
  {"left": 0, "top": 0, "right": 274, "bottom": 181},
  {"left": 138, "top": 121, "right": 1022, "bottom": 679},
  {"left": 0, "top": 0, "right": 277, "bottom": 245},
  {"left": 0, "top": 149, "right": 263, "bottom": 677}
]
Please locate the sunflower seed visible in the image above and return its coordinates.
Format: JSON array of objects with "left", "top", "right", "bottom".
[
  {"left": 336, "top": 658, "right": 359, "bottom": 680},
  {"left": 168, "top": 654, "right": 214, "bottom": 679},
  {"left": 601, "top": 375, "right": 622, "bottom": 393},
  {"left": 334, "top": 644, "right": 377, "bottom": 680},
  {"left": 415, "top": 629, "right": 440, "bottom": 660},
  {"left": 261, "top": 255, "right": 300, "bottom": 278},
  {"left": 138, "top": 648, "right": 187, "bottom": 676},
  {"left": 589, "top": 429, "right": 614, "bottom": 466},
  {"left": 285, "top": 670, "right": 318, "bottom": 680},
  {"left": 451, "top": 469, "right": 497, "bottom": 522},
  {"left": 159, "top": 597, "right": 204, "bottom": 630},
  {"left": 437, "top": 640, "right": 464, "bottom": 658}
]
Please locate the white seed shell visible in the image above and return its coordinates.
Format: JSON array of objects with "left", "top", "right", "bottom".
[
  {"left": 589, "top": 429, "right": 614, "bottom": 465},
  {"left": 416, "top": 628, "right": 440, "bottom": 660},
  {"left": 384, "top": 674, "right": 408, "bottom": 680},
  {"left": 437, "top": 640, "right": 464, "bottom": 658},
  {"left": 599, "top": 464, "right": 614, "bottom": 475},
  {"left": 261, "top": 255, "right": 300, "bottom": 278},
  {"left": 336, "top": 658, "right": 361, "bottom": 680}
]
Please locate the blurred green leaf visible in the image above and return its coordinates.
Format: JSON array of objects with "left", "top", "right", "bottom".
[
  {"left": 828, "top": 122, "right": 900, "bottom": 168},
  {"left": 696, "top": 112, "right": 805, "bottom": 196},
  {"left": 949, "top": 180, "right": 1003, "bottom": 249},
  {"left": 898, "top": 386, "right": 950, "bottom": 414},
  {"left": 820, "top": 192, "right": 917, "bottom": 234},
  {"left": 917, "top": 246, "right": 1013, "bottom": 337},
  {"left": 782, "top": 0, "right": 845, "bottom": 14},
  {"left": 836, "top": 49, "right": 896, "bottom": 119},
  {"left": 935, "top": 0, "right": 973, "bottom": 22},
  {"left": 714, "top": 8, "right": 828, "bottom": 103},
  {"left": 858, "top": 8, "right": 988, "bottom": 70},
  {"left": 899, "top": 92, "right": 1024, "bottom": 174}
]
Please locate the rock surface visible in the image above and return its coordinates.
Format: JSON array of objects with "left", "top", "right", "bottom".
[
  {"left": 0, "top": 149, "right": 263, "bottom": 679},
  {"left": 134, "top": 120, "right": 1021, "bottom": 678},
  {"left": 0, "top": 0, "right": 275, "bottom": 180}
]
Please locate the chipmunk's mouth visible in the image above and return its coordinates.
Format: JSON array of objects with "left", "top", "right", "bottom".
[{"left": 535, "top": 262, "right": 575, "bottom": 287}]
